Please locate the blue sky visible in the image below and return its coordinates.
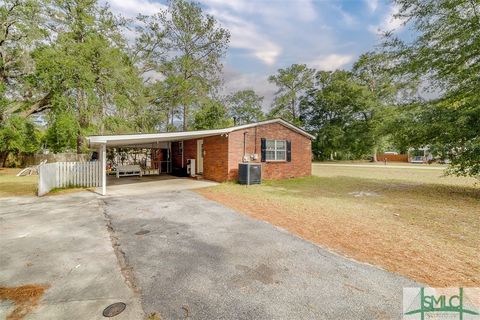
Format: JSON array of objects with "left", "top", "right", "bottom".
[{"left": 107, "top": 0, "right": 405, "bottom": 107}]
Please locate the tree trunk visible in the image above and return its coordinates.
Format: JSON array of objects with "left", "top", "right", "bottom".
[
  {"left": 1, "top": 151, "right": 9, "bottom": 167},
  {"left": 77, "top": 132, "right": 83, "bottom": 154},
  {"left": 291, "top": 98, "right": 296, "bottom": 120},
  {"left": 182, "top": 105, "right": 187, "bottom": 131},
  {"left": 372, "top": 146, "right": 378, "bottom": 162}
]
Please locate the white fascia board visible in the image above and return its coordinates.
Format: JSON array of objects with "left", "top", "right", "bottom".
[
  {"left": 228, "top": 119, "right": 315, "bottom": 140},
  {"left": 86, "top": 119, "right": 314, "bottom": 148}
]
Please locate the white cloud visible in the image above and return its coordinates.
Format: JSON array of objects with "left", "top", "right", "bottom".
[
  {"left": 208, "top": 9, "right": 281, "bottom": 65},
  {"left": 106, "top": 0, "right": 166, "bottom": 18},
  {"left": 364, "top": 0, "right": 379, "bottom": 12},
  {"left": 202, "top": 0, "right": 317, "bottom": 22},
  {"left": 201, "top": 0, "right": 321, "bottom": 64},
  {"left": 293, "top": 0, "right": 318, "bottom": 22},
  {"left": 368, "top": 3, "right": 406, "bottom": 35},
  {"left": 330, "top": 4, "right": 357, "bottom": 27},
  {"left": 309, "top": 54, "right": 353, "bottom": 71}
]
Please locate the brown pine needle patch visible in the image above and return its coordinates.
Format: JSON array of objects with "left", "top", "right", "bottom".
[
  {"left": 196, "top": 172, "right": 480, "bottom": 287},
  {"left": 0, "top": 284, "right": 50, "bottom": 320}
]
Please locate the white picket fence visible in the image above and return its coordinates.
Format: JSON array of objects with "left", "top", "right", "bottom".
[{"left": 38, "top": 161, "right": 101, "bottom": 196}]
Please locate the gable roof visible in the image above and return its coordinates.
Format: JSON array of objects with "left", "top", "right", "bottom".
[{"left": 87, "top": 119, "right": 314, "bottom": 148}]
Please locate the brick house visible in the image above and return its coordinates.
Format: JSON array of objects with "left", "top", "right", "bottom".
[
  {"left": 170, "top": 119, "right": 314, "bottom": 181},
  {"left": 87, "top": 119, "right": 314, "bottom": 193}
]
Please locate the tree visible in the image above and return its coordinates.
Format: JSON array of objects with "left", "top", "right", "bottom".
[
  {"left": 45, "top": 110, "right": 78, "bottom": 152},
  {"left": 192, "top": 98, "right": 232, "bottom": 130},
  {"left": 31, "top": 0, "right": 146, "bottom": 152},
  {"left": 136, "top": 0, "right": 230, "bottom": 130},
  {"left": 268, "top": 64, "right": 314, "bottom": 125},
  {"left": 351, "top": 52, "right": 400, "bottom": 161},
  {"left": 382, "top": 0, "right": 480, "bottom": 177},
  {"left": 0, "top": 0, "right": 47, "bottom": 164},
  {"left": 0, "top": 0, "right": 46, "bottom": 121},
  {"left": 0, "top": 116, "right": 40, "bottom": 166},
  {"left": 226, "top": 89, "right": 264, "bottom": 125},
  {"left": 301, "top": 70, "right": 379, "bottom": 160}
]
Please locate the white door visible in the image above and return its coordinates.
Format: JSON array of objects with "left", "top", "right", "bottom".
[{"left": 197, "top": 139, "right": 204, "bottom": 174}]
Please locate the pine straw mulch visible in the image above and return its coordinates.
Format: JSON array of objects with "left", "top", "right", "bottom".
[
  {"left": 0, "top": 284, "right": 49, "bottom": 320},
  {"left": 195, "top": 178, "right": 480, "bottom": 288}
]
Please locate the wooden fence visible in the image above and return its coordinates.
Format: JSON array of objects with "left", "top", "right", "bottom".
[
  {"left": 376, "top": 154, "right": 408, "bottom": 162},
  {"left": 38, "top": 161, "right": 101, "bottom": 196}
]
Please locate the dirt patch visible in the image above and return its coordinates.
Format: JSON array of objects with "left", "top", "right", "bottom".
[
  {"left": 0, "top": 284, "right": 49, "bottom": 320},
  {"left": 348, "top": 191, "right": 379, "bottom": 197}
]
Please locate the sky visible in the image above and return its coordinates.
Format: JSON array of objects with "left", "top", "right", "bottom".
[{"left": 106, "top": 0, "right": 405, "bottom": 108}]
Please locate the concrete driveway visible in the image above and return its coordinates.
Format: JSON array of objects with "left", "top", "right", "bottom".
[
  {"left": 0, "top": 192, "right": 143, "bottom": 320},
  {"left": 104, "top": 189, "right": 418, "bottom": 319}
]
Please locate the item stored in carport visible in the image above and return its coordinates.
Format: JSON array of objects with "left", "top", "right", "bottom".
[{"left": 238, "top": 163, "right": 261, "bottom": 185}]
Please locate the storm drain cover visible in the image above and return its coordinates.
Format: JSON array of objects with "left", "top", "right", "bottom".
[
  {"left": 103, "top": 302, "right": 126, "bottom": 317},
  {"left": 135, "top": 230, "right": 150, "bottom": 235}
]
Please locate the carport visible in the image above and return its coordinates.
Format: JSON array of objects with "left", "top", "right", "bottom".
[{"left": 87, "top": 129, "right": 227, "bottom": 195}]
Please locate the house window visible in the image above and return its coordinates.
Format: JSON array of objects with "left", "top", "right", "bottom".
[{"left": 265, "top": 139, "right": 286, "bottom": 161}]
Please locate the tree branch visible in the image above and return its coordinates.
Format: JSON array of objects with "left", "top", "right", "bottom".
[{"left": 20, "top": 91, "right": 54, "bottom": 117}]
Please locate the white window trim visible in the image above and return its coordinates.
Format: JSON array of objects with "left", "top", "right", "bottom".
[{"left": 265, "top": 139, "right": 287, "bottom": 162}]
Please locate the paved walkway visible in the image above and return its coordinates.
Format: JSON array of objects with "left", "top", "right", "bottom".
[
  {"left": 313, "top": 163, "right": 445, "bottom": 170},
  {"left": 100, "top": 175, "right": 218, "bottom": 196},
  {"left": 105, "top": 189, "right": 419, "bottom": 320}
]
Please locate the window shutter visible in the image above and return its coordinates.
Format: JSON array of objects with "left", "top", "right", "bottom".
[
  {"left": 286, "top": 140, "right": 292, "bottom": 162},
  {"left": 261, "top": 138, "right": 266, "bottom": 162}
]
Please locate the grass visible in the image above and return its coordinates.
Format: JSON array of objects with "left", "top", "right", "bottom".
[
  {"left": 196, "top": 165, "right": 480, "bottom": 286},
  {"left": 312, "top": 163, "right": 477, "bottom": 186},
  {"left": 0, "top": 168, "right": 92, "bottom": 197},
  {"left": 0, "top": 168, "right": 38, "bottom": 197}
]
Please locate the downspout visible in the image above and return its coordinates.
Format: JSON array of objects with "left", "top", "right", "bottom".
[
  {"left": 254, "top": 126, "right": 257, "bottom": 155},
  {"left": 181, "top": 141, "right": 184, "bottom": 168},
  {"left": 243, "top": 132, "right": 248, "bottom": 162}
]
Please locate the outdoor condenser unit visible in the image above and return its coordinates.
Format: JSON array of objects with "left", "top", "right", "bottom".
[{"left": 238, "top": 163, "right": 261, "bottom": 185}]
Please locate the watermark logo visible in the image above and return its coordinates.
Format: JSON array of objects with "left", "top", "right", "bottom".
[{"left": 403, "top": 287, "right": 480, "bottom": 320}]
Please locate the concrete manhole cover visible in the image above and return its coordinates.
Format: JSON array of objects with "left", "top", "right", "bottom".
[
  {"left": 135, "top": 230, "right": 150, "bottom": 235},
  {"left": 103, "top": 302, "right": 126, "bottom": 317}
]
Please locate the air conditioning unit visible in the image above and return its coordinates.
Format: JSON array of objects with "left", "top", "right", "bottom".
[
  {"left": 186, "top": 159, "right": 196, "bottom": 177},
  {"left": 238, "top": 163, "right": 261, "bottom": 185}
]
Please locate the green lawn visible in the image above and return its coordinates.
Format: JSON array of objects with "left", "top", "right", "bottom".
[
  {"left": 0, "top": 168, "right": 38, "bottom": 197},
  {"left": 197, "top": 164, "right": 480, "bottom": 287},
  {"left": 312, "top": 163, "right": 477, "bottom": 186}
]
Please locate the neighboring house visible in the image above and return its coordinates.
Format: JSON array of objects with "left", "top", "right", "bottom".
[
  {"left": 87, "top": 119, "right": 314, "bottom": 193},
  {"left": 408, "top": 147, "right": 434, "bottom": 164}
]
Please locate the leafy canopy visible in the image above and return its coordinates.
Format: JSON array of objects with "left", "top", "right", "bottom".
[{"left": 226, "top": 90, "right": 264, "bottom": 125}]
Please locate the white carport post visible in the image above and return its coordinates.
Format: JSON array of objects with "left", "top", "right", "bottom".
[{"left": 98, "top": 142, "right": 107, "bottom": 195}]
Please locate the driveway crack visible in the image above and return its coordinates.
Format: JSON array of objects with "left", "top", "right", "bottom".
[{"left": 99, "top": 199, "right": 140, "bottom": 295}]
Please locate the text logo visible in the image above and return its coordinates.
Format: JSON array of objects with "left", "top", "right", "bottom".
[{"left": 403, "top": 287, "right": 480, "bottom": 320}]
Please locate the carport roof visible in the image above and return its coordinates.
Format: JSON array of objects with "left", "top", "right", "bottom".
[{"left": 87, "top": 119, "right": 315, "bottom": 148}]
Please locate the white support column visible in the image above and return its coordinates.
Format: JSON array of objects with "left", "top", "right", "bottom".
[{"left": 99, "top": 143, "right": 107, "bottom": 195}]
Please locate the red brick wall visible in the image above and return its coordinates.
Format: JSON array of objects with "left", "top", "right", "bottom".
[
  {"left": 169, "top": 123, "right": 311, "bottom": 181},
  {"left": 202, "top": 135, "right": 229, "bottom": 182},
  {"left": 171, "top": 137, "right": 229, "bottom": 181},
  {"left": 171, "top": 140, "right": 197, "bottom": 168},
  {"left": 171, "top": 141, "right": 183, "bottom": 168},
  {"left": 183, "top": 139, "right": 197, "bottom": 166},
  {"left": 227, "top": 122, "right": 312, "bottom": 180}
]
